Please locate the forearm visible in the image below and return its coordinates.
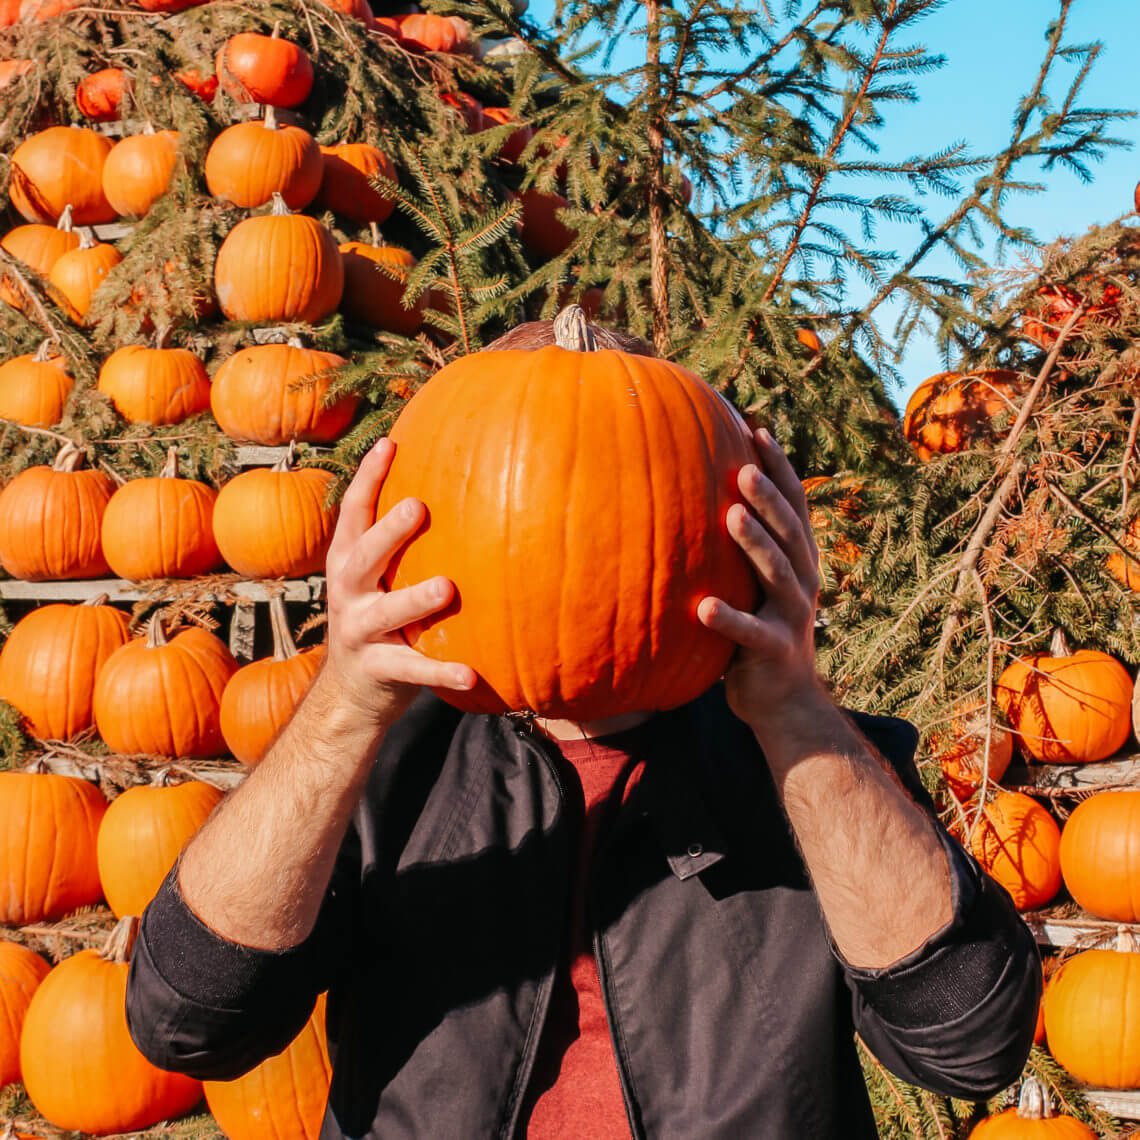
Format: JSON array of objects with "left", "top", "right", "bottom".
[
  {"left": 178, "top": 667, "right": 385, "bottom": 951},
  {"left": 752, "top": 687, "right": 953, "bottom": 970}
]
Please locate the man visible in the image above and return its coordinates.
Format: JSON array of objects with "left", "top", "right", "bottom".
[{"left": 126, "top": 322, "right": 1040, "bottom": 1138}]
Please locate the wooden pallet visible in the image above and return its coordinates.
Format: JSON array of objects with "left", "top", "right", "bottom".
[
  {"left": 0, "top": 575, "right": 325, "bottom": 603},
  {"left": 1085, "top": 1088, "right": 1140, "bottom": 1121},
  {"left": 1006, "top": 759, "right": 1140, "bottom": 792}
]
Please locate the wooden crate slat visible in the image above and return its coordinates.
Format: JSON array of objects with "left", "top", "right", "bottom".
[
  {"left": 1006, "top": 759, "right": 1140, "bottom": 791},
  {"left": 1026, "top": 913, "right": 1140, "bottom": 951},
  {"left": 1085, "top": 1089, "right": 1140, "bottom": 1120},
  {"left": 0, "top": 577, "right": 325, "bottom": 603}
]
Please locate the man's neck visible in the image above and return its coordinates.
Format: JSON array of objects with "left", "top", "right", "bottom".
[{"left": 534, "top": 711, "right": 652, "bottom": 742}]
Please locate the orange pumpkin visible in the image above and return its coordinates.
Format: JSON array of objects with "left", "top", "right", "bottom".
[
  {"left": 0, "top": 597, "right": 130, "bottom": 740},
  {"left": 801, "top": 474, "right": 863, "bottom": 576},
  {"left": 101, "top": 129, "right": 180, "bottom": 218},
  {"left": 339, "top": 240, "right": 424, "bottom": 335},
  {"left": 101, "top": 449, "right": 222, "bottom": 580},
  {"left": 519, "top": 188, "right": 575, "bottom": 259},
  {"left": 1059, "top": 791, "right": 1140, "bottom": 922},
  {"left": 0, "top": 341, "right": 73, "bottom": 426},
  {"left": 902, "top": 370, "right": 1025, "bottom": 461},
  {"left": 318, "top": 0, "right": 376, "bottom": 27},
  {"left": 47, "top": 229, "right": 122, "bottom": 324},
  {"left": 0, "top": 442, "right": 114, "bottom": 580},
  {"left": 995, "top": 630, "right": 1133, "bottom": 764},
  {"left": 175, "top": 67, "right": 218, "bottom": 101},
  {"left": 216, "top": 30, "right": 314, "bottom": 107},
  {"left": 97, "top": 343, "right": 211, "bottom": 425},
  {"left": 214, "top": 193, "right": 343, "bottom": 324},
  {"left": 795, "top": 327, "right": 822, "bottom": 353},
  {"left": 204, "top": 993, "right": 330, "bottom": 1140},
  {"left": 1021, "top": 282, "right": 1122, "bottom": 348},
  {"left": 480, "top": 106, "right": 534, "bottom": 164},
  {"left": 383, "top": 12, "right": 474, "bottom": 53},
  {"left": 8, "top": 126, "right": 116, "bottom": 225},
  {"left": 0, "top": 763, "right": 107, "bottom": 924},
  {"left": 0, "top": 208, "right": 81, "bottom": 310},
  {"left": 75, "top": 67, "right": 128, "bottom": 122},
  {"left": 440, "top": 90, "right": 485, "bottom": 132},
  {"left": 93, "top": 613, "right": 238, "bottom": 758},
  {"left": 968, "top": 1077, "right": 1095, "bottom": 1139},
  {"left": 213, "top": 457, "right": 337, "bottom": 580},
  {"left": 0, "top": 942, "right": 51, "bottom": 1088},
  {"left": 96, "top": 772, "right": 223, "bottom": 918},
  {"left": 205, "top": 109, "right": 323, "bottom": 211},
  {"left": 220, "top": 595, "right": 325, "bottom": 765},
  {"left": 20, "top": 917, "right": 203, "bottom": 1132},
  {"left": 1107, "top": 518, "right": 1140, "bottom": 591},
  {"left": 316, "top": 142, "right": 396, "bottom": 224},
  {"left": 963, "top": 790, "right": 1061, "bottom": 911},
  {"left": 931, "top": 699, "right": 1013, "bottom": 801},
  {"left": 137, "top": 0, "right": 207, "bottom": 12},
  {"left": 374, "top": 306, "right": 757, "bottom": 721},
  {"left": 211, "top": 341, "right": 356, "bottom": 445}
]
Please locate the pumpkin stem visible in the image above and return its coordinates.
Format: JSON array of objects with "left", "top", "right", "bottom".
[
  {"left": 151, "top": 765, "right": 179, "bottom": 787},
  {"left": 552, "top": 305, "right": 597, "bottom": 352},
  {"left": 369, "top": 220, "right": 382, "bottom": 246},
  {"left": 154, "top": 322, "right": 172, "bottom": 350},
  {"left": 1049, "top": 628, "right": 1071, "bottom": 657},
  {"left": 33, "top": 338, "right": 55, "bottom": 363},
  {"left": 272, "top": 440, "right": 298, "bottom": 473},
  {"left": 52, "top": 441, "right": 86, "bottom": 472},
  {"left": 1118, "top": 928, "right": 1139, "bottom": 953},
  {"left": 146, "top": 611, "right": 169, "bottom": 649},
  {"left": 102, "top": 915, "right": 140, "bottom": 961},
  {"left": 76, "top": 226, "right": 97, "bottom": 251},
  {"left": 271, "top": 18, "right": 282, "bottom": 37},
  {"left": 1015, "top": 1077, "right": 1053, "bottom": 1120},
  {"left": 159, "top": 446, "right": 179, "bottom": 479},
  {"left": 270, "top": 191, "right": 290, "bottom": 217},
  {"left": 27, "top": 755, "right": 53, "bottom": 775},
  {"left": 287, "top": 335, "right": 306, "bottom": 350},
  {"left": 57, "top": 203, "right": 74, "bottom": 232},
  {"left": 269, "top": 594, "right": 300, "bottom": 660},
  {"left": 82, "top": 593, "right": 111, "bottom": 607},
  {"left": 264, "top": 103, "right": 278, "bottom": 131}
]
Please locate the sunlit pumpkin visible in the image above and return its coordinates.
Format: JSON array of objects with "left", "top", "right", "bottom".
[
  {"left": 930, "top": 698, "right": 1013, "bottom": 801},
  {"left": 47, "top": 229, "right": 122, "bottom": 324},
  {"left": 1059, "top": 791, "right": 1140, "bottom": 923},
  {"left": 101, "top": 129, "right": 180, "bottom": 218},
  {"left": 75, "top": 67, "right": 128, "bottom": 122},
  {"left": 97, "top": 342, "right": 211, "bottom": 425},
  {"left": 0, "top": 941, "right": 51, "bottom": 1088},
  {"left": 8, "top": 126, "right": 116, "bottom": 225},
  {"left": 216, "top": 30, "right": 314, "bottom": 107},
  {"left": 1021, "top": 281, "right": 1122, "bottom": 349},
  {"left": 0, "top": 341, "right": 73, "bottom": 426},
  {"left": 968, "top": 1077, "right": 1095, "bottom": 1139},
  {"left": 902, "top": 370, "right": 1025, "bottom": 462},
  {"left": 378, "top": 12, "right": 474, "bottom": 53},
  {"left": 0, "top": 207, "right": 81, "bottom": 310}
]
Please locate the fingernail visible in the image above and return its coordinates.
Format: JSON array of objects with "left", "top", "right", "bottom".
[
  {"left": 758, "top": 427, "right": 772, "bottom": 443},
  {"left": 401, "top": 499, "right": 418, "bottom": 519}
]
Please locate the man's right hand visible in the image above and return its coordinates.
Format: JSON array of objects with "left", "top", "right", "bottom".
[{"left": 321, "top": 437, "right": 477, "bottom": 730}]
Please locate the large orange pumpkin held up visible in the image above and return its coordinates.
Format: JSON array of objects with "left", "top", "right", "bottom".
[{"left": 375, "top": 306, "right": 758, "bottom": 722}]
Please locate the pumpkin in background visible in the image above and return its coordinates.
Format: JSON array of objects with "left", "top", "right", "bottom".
[
  {"left": 0, "top": 942, "right": 51, "bottom": 1088},
  {"left": 795, "top": 327, "right": 822, "bottom": 353},
  {"left": 440, "top": 90, "right": 484, "bottom": 132},
  {"left": 931, "top": 698, "right": 1013, "bottom": 801},
  {"left": 47, "top": 229, "right": 122, "bottom": 324},
  {"left": 94, "top": 613, "right": 237, "bottom": 757},
  {"left": 317, "top": 142, "right": 396, "bottom": 223},
  {"left": 519, "top": 188, "right": 575, "bottom": 259},
  {"left": 175, "top": 66, "right": 218, "bottom": 100},
  {"left": 375, "top": 306, "right": 757, "bottom": 721},
  {"left": 963, "top": 790, "right": 1062, "bottom": 911},
  {"left": 1059, "top": 790, "right": 1140, "bottom": 922},
  {"left": 220, "top": 595, "right": 325, "bottom": 765},
  {"left": 996, "top": 630, "right": 1132, "bottom": 764},
  {"left": 339, "top": 239, "right": 424, "bottom": 336},
  {"left": 1021, "top": 281, "right": 1122, "bottom": 349},
  {"left": 0, "top": 763, "right": 107, "bottom": 924},
  {"left": 968, "top": 1078, "right": 1094, "bottom": 1139},
  {"left": 214, "top": 193, "right": 343, "bottom": 324},
  {"left": 136, "top": 0, "right": 207, "bottom": 12},
  {"left": 101, "top": 448, "right": 222, "bottom": 580},
  {"left": 902, "top": 370, "right": 1025, "bottom": 462},
  {"left": 1044, "top": 931, "right": 1140, "bottom": 1087},
  {"left": 0, "top": 207, "right": 80, "bottom": 310},
  {"left": 0, "top": 442, "right": 114, "bottom": 580},
  {"left": 211, "top": 341, "right": 356, "bottom": 446},
  {"left": 480, "top": 106, "right": 534, "bottom": 164},
  {"left": 380, "top": 12, "right": 474, "bottom": 53},
  {"left": 101, "top": 129, "right": 180, "bottom": 218},
  {"left": 217, "top": 30, "right": 314, "bottom": 107},
  {"left": 801, "top": 474, "right": 863, "bottom": 577},
  {"left": 8, "top": 126, "right": 116, "bottom": 225},
  {"left": 213, "top": 457, "right": 336, "bottom": 579},
  {"left": 96, "top": 773, "right": 222, "bottom": 917},
  {"left": 319, "top": 0, "right": 376, "bottom": 27},
  {"left": 0, "top": 597, "right": 130, "bottom": 739},
  {"left": 0, "top": 341, "right": 73, "bottom": 426},
  {"left": 1107, "top": 517, "right": 1140, "bottom": 591},
  {"left": 205, "top": 992, "right": 330, "bottom": 1140},
  {"left": 75, "top": 67, "right": 128, "bottom": 121},
  {"left": 20, "top": 917, "right": 203, "bottom": 1132},
  {"left": 97, "top": 341, "right": 211, "bottom": 425},
  {"left": 205, "top": 109, "right": 323, "bottom": 211}
]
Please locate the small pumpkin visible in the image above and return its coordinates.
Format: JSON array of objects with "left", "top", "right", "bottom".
[
  {"left": 0, "top": 942, "right": 51, "bottom": 1088},
  {"left": 93, "top": 612, "right": 238, "bottom": 758},
  {"left": 383, "top": 12, "right": 474, "bottom": 53},
  {"left": 339, "top": 237, "right": 424, "bottom": 335},
  {"left": 175, "top": 67, "right": 218, "bottom": 101},
  {"left": 801, "top": 474, "right": 863, "bottom": 578},
  {"left": 1059, "top": 790, "right": 1140, "bottom": 923},
  {"left": 903, "top": 370, "right": 1026, "bottom": 461},
  {"left": 968, "top": 1078, "right": 1095, "bottom": 1138},
  {"left": 0, "top": 340, "right": 73, "bottom": 426},
  {"left": 316, "top": 142, "right": 396, "bottom": 223},
  {"left": 0, "top": 207, "right": 81, "bottom": 310},
  {"left": 220, "top": 594, "right": 325, "bottom": 765},
  {"left": 1021, "top": 281, "right": 1122, "bottom": 349},
  {"left": 136, "top": 0, "right": 208, "bottom": 12},
  {"left": 216, "top": 29, "right": 314, "bottom": 107},
  {"left": 519, "top": 188, "right": 575, "bottom": 259},
  {"left": 996, "top": 629, "right": 1133, "bottom": 764},
  {"left": 931, "top": 698, "right": 1013, "bottom": 801},
  {"left": 318, "top": 0, "right": 376, "bottom": 27},
  {"left": 214, "top": 193, "right": 343, "bottom": 324},
  {"left": 8, "top": 126, "right": 116, "bottom": 225},
  {"left": 1107, "top": 518, "right": 1140, "bottom": 592},
  {"left": 19, "top": 917, "right": 203, "bottom": 1132},
  {"left": 47, "top": 227, "right": 122, "bottom": 324},
  {"left": 75, "top": 67, "right": 128, "bottom": 121},
  {"left": 0, "top": 442, "right": 115, "bottom": 580},
  {"left": 0, "top": 596, "right": 130, "bottom": 740},
  {"left": 439, "top": 90, "right": 484, "bottom": 132},
  {"left": 101, "top": 448, "right": 222, "bottom": 580},
  {"left": 96, "top": 770, "right": 223, "bottom": 918},
  {"left": 97, "top": 341, "right": 211, "bottom": 425},
  {"left": 101, "top": 129, "right": 180, "bottom": 218}
]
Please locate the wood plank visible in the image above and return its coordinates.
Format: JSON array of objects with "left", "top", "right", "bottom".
[
  {"left": 0, "top": 577, "right": 325, "bottom": 603},
  {"left": 1025, "top": 914, "right": 1140, "bottom": 951},
  {"left": 234, "top": 445, "right": 334, "bottom": 467},
  {"left": 1005, "top": 758, "right": 1140, "bottom": 791},
  {"left": 91, "top": 222, "right": 137, "bottom": 241},
  {"left": 1085, "top": 1089, "right": 1140, "bottom": 1120}
]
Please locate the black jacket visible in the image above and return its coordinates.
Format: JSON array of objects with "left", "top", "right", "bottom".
[{"left": 126, "top": 685, "right": 1040, "bottom": 1139}]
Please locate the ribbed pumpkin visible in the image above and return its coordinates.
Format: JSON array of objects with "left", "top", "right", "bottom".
[
  {"left": 101, "top": 129, "right": 180, "bottom": 218},
  {"left": 996, "top": 630, "right": 1133, "bottom": 764},
  {"left": 214, "top": 193, "right": 343, "bottom": 324},
  {"left": 0, "top": 597, "right": 130, "bottom": 739},
  {"left": 381, "top": 12, "right": 473, "bottom": 53},
  {"left": 1044, "top": 931, "right": 1140, "bottom": 1088},
  {"left": 902, "top": 370, "right": 1025, "bottom": 461},
  {"left": 205, "top": 108, "right": 323, "bottom": 210},
  {"left": 0, "top": 442, "right": 114, "bottom": 580},
  {"left": 0, "top": 942, "right": 51, "bottom": 1088},
  {"left": 220, "top": 595, "right": 325, "bottom": 765},
  {"left": 0, "top": 341, "right": 73, "bottom": 426},
  {"left": 964, "top": 790, "right": 1062, "bottom": 911},
  {"left": 8, "top": 126, "right": 115, "bottom": 225},
  {"left": 216, "top": 30, "right": 314, "bottom": 107},
  {"left": 968, "top": 1078, "right": 1095, "bottom": 1139},
  {"left": 20, "top": 917, "right": 203, "bottom": 1132},
  {"left": 96, "top": 771, "right": 223, "bottom": 918},
  {"left": 213, "top": 456, "right": 336, "bottom": 579},
  {"left": 1108, "top": 518, "right": 1140, "bottom": 592},
  {"left": 1059, "top": 791, "right": 1140, "bottom": 922},
  {"left": 211, "top": 341, "right": 356, "bottom": 445},
  {"left": 375, "top": 307, "right": 757, "bottom": 720},
  {"left": 316, "top": 142, "right": 396, "bottom": 223},
  {"left": 931, "top": 699, "right": 1013, "bottom": 801},
  {"left": 0, "top": 207, "right": 80, "bottom": 310},
  {"left": 339, "top": 238, "right": 424, "bottom": 335},
  {"left": 97, "top": 341, "right": 210, "bottom": 425},
  {"left": 1021, "top": 282, "right": 1121, "bottom": 349},
  {"left": 0, "top": 763, "right": 107, "bottom": 924},
  {"left": 47, "top": 228, "right": 122, "bottom": 324},
  {"left": 75, "top": 67, "right": 128, "bottom": 121},
  {"left": 101, "top": 448, "right": 222, "bottom": 580},
  {"left": 204, "top": 993, "right": 330, "bottom": 1140},
  {"left": 519, "top": 188, "right": 575, "bottom": 259}
]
